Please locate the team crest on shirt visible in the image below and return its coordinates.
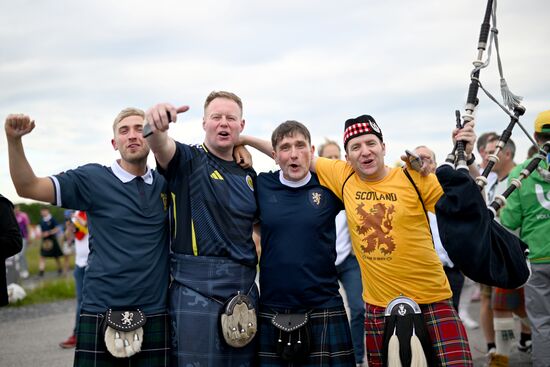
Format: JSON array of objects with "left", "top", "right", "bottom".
[
  {"left": 246, "top": 174, "right": 254, "bottom": 191},
  {"left": 308, "top": 189, "right": 325, "bottom": 208},
  {"left": 312, "top": 192, "right": 322, "bottom": 205},
  {"left": 160, "top": 192, "right": 168, "bottom": 211}
]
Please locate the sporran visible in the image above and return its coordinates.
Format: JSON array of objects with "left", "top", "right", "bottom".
[
  {"left": 271, "top": 312, "right": 311, "bottom": 362},
  {"left": 102, "top": 309, "right": 146, "bottom": 358},
  {"left": 220, "top": 292, "right": 257, "bottom": 348},
  {"left": 41, "top": 239, "right": 54, "bottom": 251},
  {"left": 382, "top": 296, "right": 435, "bottom": 367}
]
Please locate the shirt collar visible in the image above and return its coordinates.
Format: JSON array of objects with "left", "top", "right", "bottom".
[
  {"left": 111, "top": 160, "right": 153, "bottom": 185},
  {"left": 279, "top": 170, "right": 312, "bottom": 188}
]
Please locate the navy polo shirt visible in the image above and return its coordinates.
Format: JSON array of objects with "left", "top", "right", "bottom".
[
  {"left": 51, "top": 161, "right": 170, "bottom": 314},
  {"left": 257, "top": 171, "right": 344, "bottom": 310}
]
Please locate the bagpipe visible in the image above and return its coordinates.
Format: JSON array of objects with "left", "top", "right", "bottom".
[{"left": 434, "top": 0, "right": 549, "bottom": 289}]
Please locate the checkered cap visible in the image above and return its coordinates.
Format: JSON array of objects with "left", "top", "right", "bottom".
[{"left": 343, "top": 114, "right": 383, "bottom": 150}]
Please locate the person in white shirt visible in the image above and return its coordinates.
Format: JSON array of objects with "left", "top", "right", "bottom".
[{"left": 319, "top": 139, "right": 366, "bottom": 367}]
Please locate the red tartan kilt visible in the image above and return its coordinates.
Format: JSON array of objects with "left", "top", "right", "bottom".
[
  {"left": 364, "top": 299, "right": 472, "bottom": 366},
  {"left": 492, "top": 287, "right": 526, "bottom": 311}
]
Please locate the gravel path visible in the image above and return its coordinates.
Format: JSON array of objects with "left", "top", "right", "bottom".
[
  {"left": 0, "top": 285, "right": 533, "bottom": 366},
  {"left": 0, "top": 298, "right": 74, "bottom": 322},
  {"left": 0, "top": 299, "right": 75, "bottom": 367}
]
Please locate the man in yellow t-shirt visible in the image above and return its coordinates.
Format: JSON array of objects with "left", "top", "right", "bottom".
[{"left": 312, "top": 114, "right": 476, "bottom": 366}]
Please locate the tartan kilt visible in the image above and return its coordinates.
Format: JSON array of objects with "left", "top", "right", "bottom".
[
  {"left": 169, "top": 254, "right": 259, "bottom": 366},
  {"left": 40, "top": 236, "right": 63, "bottom": 258},
  {"left": 492, "top": 286, "right": 525, "bottom": 311},
  {"left": 258, "top": 305, "right": 355, "bottom": 366},
  {"left": 365, "top": 299, "right": 472, "bottom": 367},
  {"left": 169, "top": 281, "right": 259, "bottom": 366},
  {"left": 74, "top": 311, "right": 170, "bottom": 367}
]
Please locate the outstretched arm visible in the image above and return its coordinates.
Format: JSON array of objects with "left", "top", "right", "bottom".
[
  {"left": 5, "top": 114, "right": 55, "bottom": 203},
  {"left": 233, "top": 145, "right": 253, "bottom": 169},
  {"left": 239, "top": 135, "right": 273, "bottom": 157},
  {"left": 144, "top": 103, "right": 190, "bottom": 169},
  {"left": 237, "top": 135, "right": 321, "bottom": 173},
  {"left": 310, "top": 156, "right": 319, "bottom": 173}
]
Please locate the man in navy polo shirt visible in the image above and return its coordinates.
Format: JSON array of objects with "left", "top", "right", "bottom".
[
  {"left": 241, "top": 121, "right": 355, "bottom": 366},
  {"left": 145, "top": 91, "right": 258, "bottom": 366},
  {"left": 5, "top": 108, "right": 171, "bottom": 366}
]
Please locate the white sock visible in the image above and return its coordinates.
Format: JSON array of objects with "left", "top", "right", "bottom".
[
  {"left": 519, "top": 316, "right": 531, "bottom": 329},
  {"left": 493, "top": 317, "right": 516, "bottom": 356}
]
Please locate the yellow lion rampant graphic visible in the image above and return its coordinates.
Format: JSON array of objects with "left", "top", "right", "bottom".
[{"left": 355, "top": 202, "right": 396, "bottom": 255}]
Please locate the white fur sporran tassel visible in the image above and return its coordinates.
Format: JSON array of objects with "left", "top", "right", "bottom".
[
  {"left": 114, "top": 331, "right": 124, "bottom": 352},
  {"left": 410, "top": 328, "right": 428, "bottom": 367},
  {"left": 132, "top": 332, "right": 142, "bottom": 353},
  {"left": 124, "top": 338, "right": 134, "bottom": 356},
  {"left": 388, "top": 327, "right": 402, "bottom": 367}
]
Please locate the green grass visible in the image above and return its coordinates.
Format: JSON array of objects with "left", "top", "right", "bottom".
[
  {"left": 9, "top": 277, "right": 76, "bottom": 307},
  {"left": 8, "top": 238, "right": 77, "bottom": 307},
  {"left": 25, "top": 238, "right": 75, "bottom": 275}
]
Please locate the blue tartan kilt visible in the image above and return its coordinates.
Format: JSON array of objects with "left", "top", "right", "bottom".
[
  {"left": 258, "top": 305, "right": 356, "bottom": 366},
  {"left": 169, "top": 253, "right": 259, "bottom": 366},
  {"left": 74, "top": 311, "right": 170, "bottom": 367}
]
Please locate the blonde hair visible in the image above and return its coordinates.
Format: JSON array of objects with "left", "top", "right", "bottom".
[
  {"left": 204, "top": 91, "right": 243, "bottom": 115},
  {"left": 112, "top": 107, "right": 145, "bottom": 134}
]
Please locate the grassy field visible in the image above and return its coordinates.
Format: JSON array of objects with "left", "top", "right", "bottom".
[
  {"left": 25, "top": 238, "right": 75, "bottom": 274},
  {"left": 8, "top": 238, "right": 76, "bottom": 307},
  {"left": 10, "top": 278, "right": 76, "bottom": 307}
]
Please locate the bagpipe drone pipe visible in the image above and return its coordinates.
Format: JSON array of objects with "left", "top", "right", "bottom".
[{"left": 433, "top": 0, "right": 546, "bottom": 289}]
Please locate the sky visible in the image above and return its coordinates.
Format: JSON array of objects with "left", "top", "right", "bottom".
[{"left": 1, "top": 0, "right": 549, "bottom": 204}]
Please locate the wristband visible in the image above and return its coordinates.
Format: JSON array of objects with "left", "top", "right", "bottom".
[{"left": 466, "top": 153, "right": 476, "bottom": 166}]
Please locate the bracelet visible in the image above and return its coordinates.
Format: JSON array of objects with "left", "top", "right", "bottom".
[{"left": 466, "top": 153, "right": 476, "bottom": 166}]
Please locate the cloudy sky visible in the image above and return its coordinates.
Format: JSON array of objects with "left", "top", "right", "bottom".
[{"left": 1, "top": 0, "right": 549, "bottom": 204}]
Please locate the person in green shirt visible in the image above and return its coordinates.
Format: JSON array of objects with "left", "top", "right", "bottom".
[{"left": 500, "top": 110, "right": 550, "bottom": 367}]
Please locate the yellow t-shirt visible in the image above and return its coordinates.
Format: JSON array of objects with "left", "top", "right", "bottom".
[{"left": 316, "top": 157, "right": 452, "bottom": 307}]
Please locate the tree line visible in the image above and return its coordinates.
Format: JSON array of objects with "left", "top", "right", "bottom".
[{"left": 15, "top": 202, "right": 67, "bottom": 225}]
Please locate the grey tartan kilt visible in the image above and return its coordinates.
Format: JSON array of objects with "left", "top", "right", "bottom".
[{"left": 169, "top": 253, "right": 259, "bottom": 366}]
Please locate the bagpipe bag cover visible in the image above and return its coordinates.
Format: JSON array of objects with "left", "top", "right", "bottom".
[{"left": 434, "top": 164, "right": 529, "bottom": 289}]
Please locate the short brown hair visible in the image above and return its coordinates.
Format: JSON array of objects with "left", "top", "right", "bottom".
[
  {"left": 112, "top": 107, "right": 145, "bottom": 134},
  {"left": 535, "top": 132, "right": 550, "bottom": 145},
  {"left": 486, "top": 136, "right": 516, "bottom": 159},
  {"left": 477, "top": 131, "right": 498, "bottom": 153},
  {"left": 271, "top": 120, "right": 311, "bottom": 149},
  {"left": 204, "top": 91, "right": 243, "bottom": 116}
]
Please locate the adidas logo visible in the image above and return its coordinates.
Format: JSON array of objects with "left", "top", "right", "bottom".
[{"left": 210, "top": 170, "right": 224, "bottom": 180}]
